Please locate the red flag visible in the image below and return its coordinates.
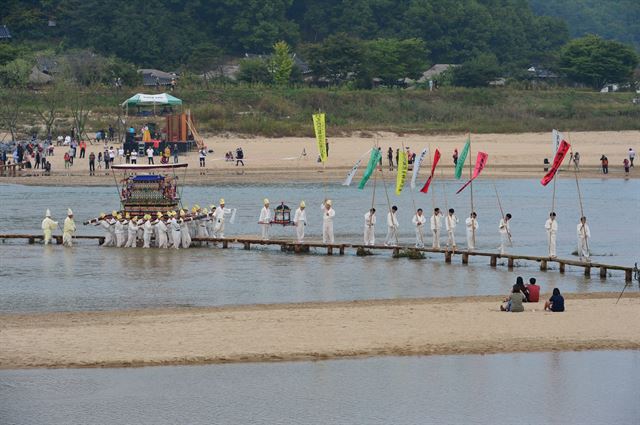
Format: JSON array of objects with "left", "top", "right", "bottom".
[
  {"left": 541, "top": 140, "right": 571, "bottom": 186},
  {"left": 420, "top": 149, "right": 441, "bottom": 193},
  {"left": 456, "top": 152, "right": 488, "bottom": 194}
]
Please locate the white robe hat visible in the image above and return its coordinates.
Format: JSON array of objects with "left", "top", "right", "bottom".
[
  {"left": 67, "top": 208, "right": 73, "bottom": 216},
  {"left": 45, "top": 209, "right": 51, "bottom": 217}
]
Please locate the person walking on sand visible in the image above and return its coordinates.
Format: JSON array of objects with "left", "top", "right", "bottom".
[
  {"left": 385, "top": 206, "right": 399, "bottom": 246},
  {"left": 430, "top": 208, "right": 443, "bottom": 249},
  {"left": 199, "top": 148, "right": 206, "bottom": 168},
  {"left": 146, "top": 146, "right": 154, "bottom": 165},
  {"left": 387, "top": 147, "right": 394, "bottom": 170},
  {"left": 600, "top": 155, "right": 608, "bottom": 174},
  {"left": 62, "top": 209, "right": 76, "bottom": 247},
  {"left": 623, "top": 158, "right": 630, "bottom": 175},
  {"left": 259, "top": 199, "right": 272, "bottom": 240},
  {"left": 412, "top": 208, "right": 426, "bottom": 248},
  {"left": 364, "top": 208, "right": 376, "bottom": 246},
  {"left": 446, "top": 208, "right": 459, "bottom": 250},
  {"left": 545, "top": 288, "right": 565, "bottom": 312},
  {"left": 453, "top": 149, "right": 458, "bottom": 166},
  {"left": 321, "top": 200, "right": 335, "bottom": 244},
  {"left": 41, "top": 209, "right": 58, "bottom": 245},
  {"left": 577, "top": 216, "right": 591, "bottom": 262},
  {"left": 466, "top": 212, "right": 478, "bottom": 250},
  {"left": 499, "top": 213, "right": 512, "bottom": 255},
  {"left": 293, "top": 201, "right": 307, "bottom": 243},
  {"left": 629, "top": 148, "right": 636, "bottom": 167},
  {"left": 545, "top": 212, "right": 558, "bottom": 258}
]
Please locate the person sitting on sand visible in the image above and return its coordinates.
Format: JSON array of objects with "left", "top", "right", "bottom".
[
  {"left": 526, "top": 278, "right": 540, "bottom": 302},
  {"left": 513, "top": 276, "right": 530, "bottom": 302},
  {"left": 545, "top": 288, "right": 565, "bottom": 312},
  {"left": 501, "top": 287, "right": 524, "bottom": 312}
]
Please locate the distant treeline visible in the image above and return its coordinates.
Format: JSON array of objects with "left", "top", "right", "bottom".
[{"left": 2, "top": 0, "right": 569, "bottom": 69}]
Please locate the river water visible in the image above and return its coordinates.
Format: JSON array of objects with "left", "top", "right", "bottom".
[
  {"left": 0, "top": 179, "right": 638, "bottom": 313},
  {"left": 1, "top": 351, "right": 638, "bottom": 425}
]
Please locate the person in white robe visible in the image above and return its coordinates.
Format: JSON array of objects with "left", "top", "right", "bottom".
[
  {"left": 364, "top": 208, "right": 376, "bottom": 246},
  {"left": 430, "top": 208, "right": 443, "bottom": 249},
  {"left": 445, "top": 208, "right": 459, "bottom": 250},
  {"left": 212, "top": 199, "right": 232, "bottom": 238},
  {"left": 168, "top": 213, "right": 181, "bottom": 249},
  {"left": 197, "top": 208, "right": 210, "bottom": 238},
  {"left": 499, "top": 213, "right": 512, "bottom": 255},
  {"left": 95, "top": 213, "right": 115, "bottom": 247},
  {"left": 293, "top": 201, "right": 307, "bottom": 243},
  {"left": 545, "top": 212, "right": 558, "bottom": 258},
  {"left": 465, "top": 212, "right": 478, "bottom": 250},
  {"left": 155, "top": 214, "right": 169, "bottom": 249},
  {"left": 125, "top": 216, "right": 139, "bottom": 247},
  {"left": 107, "top": 211, "right": 117, "bottom": 246},
  {"left": 412, "top": 208, "right": 426, "bottom": 248},
  {"left": 577, "top": 216, "right": 591, "bottom": 261},
  {"left": 385, "top": 206, "right": 399, "bottom": 246},
  {"left": 41, "top": 209, "right": 58, "bottom": 245},
  {"left": 114, "top": 214, "right": 126, "bottom": 247},
  {"left": 142, "top": 214, "right": 154, "bottom": 248},
  {"left": 321, "top": 200, "right": 335, "bottom": 244},
  {"left": 205, "top": 206, "right": 217, "bottom": 237},
  {"left": 62, "top": 209, "right": 76, "bottom": 247},
  {"left": 259, "top": 199, "right": 272, "bottom": 240},
  {"left": 180, "top": 211, "right": 192, "bottom": 248}
]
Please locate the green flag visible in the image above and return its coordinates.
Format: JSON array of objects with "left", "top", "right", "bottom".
[
  {"left": 455, "top": 137, "right": 470, "bottom": 179},
  {"left": 358, "top": 149, "right": 381, "bottom": 189}
]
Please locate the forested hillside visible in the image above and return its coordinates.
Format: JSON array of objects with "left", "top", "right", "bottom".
[
  {"left": 2, "top": 0, "right": 568, "bottom": 69},
  {"left": 529, "top": 0, "right": 640, "bottom": 50}
]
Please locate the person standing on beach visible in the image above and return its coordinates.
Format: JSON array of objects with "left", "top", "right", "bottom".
[
  {"left": 199, "top": 148, "right": 206, "bottom": 168},
  {"left": 321, "top": 200, "right": 335, "bottom": 244},
  {"left": 465, "top": 212, "right": 478, "bottom": 250},
  {"left": 430, "top": 208, "right": 443, "bottom": 249},
  {"left": 385, "top": 206, "right": 399, "bottom": 247},
  {"left": 545, "top": 212, "right": 558, "bottom": 258},
  {"left": 387, "top": 147, "right": 394, "bottom": 170},
  {"left": 499, "top": 213, "right": 512, "bottom": 255},
  {"left": 623, "top": 158, "right": 630, "bottom": 175},
  {"left": 446, "top": 208, "right": 459, "bottom": 250},
  {"left": 453, "top": 149, "right": 458, "bottom": 166},
  {"left": 364, "top": 208, "right": 376, "bottom": 246},
  {"left": 41, "top": 209, "right": 58, "bottom": 245},
  {"left": 577, "top": 216, "right": 591, "bottom": 261},
  {"left": 259, "top": 199, "right": 272, "bottom": 240},
  {"left": 412, "top": 208, "right": 426, "bottom": 248},
  {"left": 293, "top": 201, "right": 307, "bottom": 243},
  {"left": 629, "top": 148, "right": 636, "bottom": 167},
  {"left": 146, "top": 146, "right": 154, "bottom": 164},
  {"left": 62, "top": 209, "right": 76, "bottom": 247},
  {"left": 235, "top": 147, "right": 245, "bottom": 166},
  {"left": 600, "top": 155, "right": 608, "bottom": 174},
  {"left": 89, "top": 152, "right": 95, "bottom": 175}
]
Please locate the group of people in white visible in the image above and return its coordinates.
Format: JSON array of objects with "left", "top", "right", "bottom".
[{"left": 41, "top": 199, "right": 592, "bottom": 260}]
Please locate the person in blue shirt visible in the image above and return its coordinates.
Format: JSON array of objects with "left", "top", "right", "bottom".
[{"left": 545, "top": 288, "right": 565, "bottom": 312}]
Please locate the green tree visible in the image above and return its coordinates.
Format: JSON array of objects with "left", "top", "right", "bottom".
[
  {"left": 358, "top": 38, "right": 429, "bottom": 87},
  {"left": 238, "top": 58, "right": 273, "bottom": 84},
  {"left": 559, "top": 35, "right": 639, "bottom": 89},
  {"left": 452, "top": 54, "right": 501, "bottom": 87},
  {"left": 304, "top": 33, "right": 363, "bottom": 85},
  {"left": 269, "top": 41, "right": 295, "bottom": 85},
  {"left": 0, "top": 58, "right": 32, "bottom": 87}
]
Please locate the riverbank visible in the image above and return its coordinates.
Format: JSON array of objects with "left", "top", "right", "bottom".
[
  {"left": 2, "top": 131, "right": 638, "bottom": 185},
  {"left": 1, "top": 292, "right": 638, "bottom": 369}
]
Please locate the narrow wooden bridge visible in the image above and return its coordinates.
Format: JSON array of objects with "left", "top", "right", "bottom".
[{"left": 1, "top": 233, "right": 635, "bottom": 282}]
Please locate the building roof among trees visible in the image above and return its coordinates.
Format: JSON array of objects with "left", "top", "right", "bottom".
[
  {"left": 138, "top": 69, "right": 177, "bottom": 86},
  {"left": 0, "top": 25, "right": 12, "bottom": 40}
]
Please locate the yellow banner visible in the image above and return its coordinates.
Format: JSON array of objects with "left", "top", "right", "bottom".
[
  {"left": 395, "top": 150, "right": 408, "bottom": 195},
  {"left": 313, "top": 113, "right": 327, "bottom": 162}
]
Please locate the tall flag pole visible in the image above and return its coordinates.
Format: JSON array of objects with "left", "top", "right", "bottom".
[
  {"left": 395, "top": 150, "right": 409, "bottom": 195},
  {"left": 455, "top": 135, "right": 470, "bottom": 179},
  {"left": 312, "top": 113, "right": 327, "bottom": 162},
  {"left": 456, "top": 152, "right": 488, "bottom": 194},
  {"left": 420, "top": 149, "right": 441, "bottom": 194},
  {"left": 410, "top": 148, "right": 429, "bottom": 191}
]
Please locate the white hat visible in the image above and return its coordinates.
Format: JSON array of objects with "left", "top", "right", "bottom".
[
  {"left": 67, "top": 208, "right": 73, "bottom": 216},
  {"left": 264, "top": 198, "right": 269, "bottom": 205},
  {"left": 45, "top": 209, "right": 51, "bottom": 217}
]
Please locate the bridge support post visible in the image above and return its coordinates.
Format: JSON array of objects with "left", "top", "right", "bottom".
[
  {"left": 222, "top": 240, "right": 228, "bottom": 249},
  {"left": 559, "top": 262, "right": 565, "bottom": 273},
  {"left": 599, "top": 267, "right": 607, "bottom": 279},
  {"left": 584, "top": 266, "right": 591, "bottom": 277},
  {"left": 625, "top": 269, "right": 632, "bottom": 282},
  {"left": 445, "top": 252, "right": 452, "bottom": 263},
  {"left": 540, "top": 260, "right": 547, "bottom": 271},
  {"left": 508, "top": 258, "right": 514, "bottom": 269},
  {"left": 28, "top": 237, "right": 34, "bottom": 244},
  {"left": 243, "top": 242, "right": 250, "bottom": 250},
  {"left": 462, "top": 253, "right": 469, "bottom": 264},
  {"left": 339, "top": 245, "right": 345, "bottom": 255},
  {"left": 490, "top": 256, "right": 497, "bottom": 267},
  {"left": 327, "top": 246, "right": 333, "bottom": 255}
]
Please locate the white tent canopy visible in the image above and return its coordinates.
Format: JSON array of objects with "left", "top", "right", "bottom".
[{"left": 121, "top": 93, "right": 183, "bottom": 108}]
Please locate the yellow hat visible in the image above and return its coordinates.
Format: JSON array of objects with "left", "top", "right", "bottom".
[
  {"left": 194, "top": 204, "right": 201, "bottom": 210},
  {"left": 144, "top": 214, "right": 151, "bottom": 220},
  {"left": 326, "top": 200, "right": 332, "bottom": 206},
  {"left": 132, "top": 216, "right": 138, "bottom": 221},
  {"left": 125, "top": 213, "right": 130, "bottom": 219},
  {"left": 210, "top": 204, "right": 216, "bottom": 210},
  {"left": 157, "top": 212, "right": 163, "bottom": 217},
  {"left": 203, "top": 208, "right": 209, "bottom": 214},
  {"left": 116, "top": 214, "right": 122, "bottom": 220},
  {"left": 264, "top": 198, "right": 269, "bottom": 205},
  {"left": 99, "top": 213, "right": 106, "bottom": 219},
  {"left": 300, "top": 201, "right": 306, "bottom": 208},
  {"left": 180, "top": 210, "right": 186, "bottom": 217},
  {"left": 191, "top": 206, "right": 198, "bottom": 213},
  {"left": 112, "top": 210, "right": 117, "bottom": 216},
  {"left": 219, "top": 198, "right": 225, "bottom": 205}
]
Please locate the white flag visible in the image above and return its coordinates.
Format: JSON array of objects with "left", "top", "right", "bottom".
[
  {"left": 410, "top": 148, "right": 429, "bottom": 190},
  {"left": 552, "top": 129, "right": 562, "bottom": 154},
  {"left": 342, "top": 158, "right": 363, "bottom": 186},
  {"left": 229, "top": 208, "right": 237, "bottom": 224}
]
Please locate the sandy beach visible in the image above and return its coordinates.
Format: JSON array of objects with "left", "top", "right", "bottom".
[
  {"left": 3, "top": 130, "right": 638, "bottom": 185},
  {"left": 1, "top": 292, "right": 638, "bottom": 369}
]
